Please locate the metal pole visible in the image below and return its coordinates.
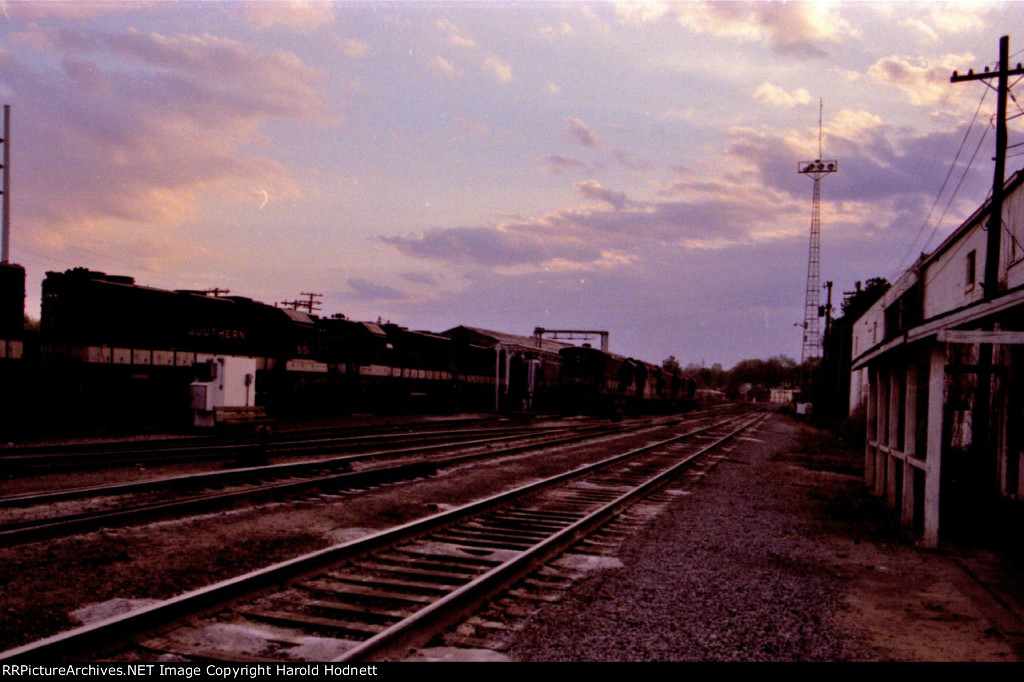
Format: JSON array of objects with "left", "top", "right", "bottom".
[{"left": 1, "top": 105, "right": 9, "bottom": 264}]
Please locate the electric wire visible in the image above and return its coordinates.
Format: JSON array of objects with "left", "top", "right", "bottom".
[
  {"left": 922, "top": 117, "right": 993, "bottom": 255},
  {"left": 890, "top": 87, "right": 989, "bottom": 275}
]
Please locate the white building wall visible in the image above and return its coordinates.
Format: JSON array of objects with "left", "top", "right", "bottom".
[
  {"left": 849, "top": 364, "right": 869, "bottom": 417},
  {"left": 851, "top": 296, "right": 886, "bottom": 359},
  {"left": 1003, "top": 187, "right": 1024, "bottom": 289},
  {"left": 849, "top": 293, "right": 887, "bottom": 417},
  {"left": 849, "top": 267, "right": 918, "bottom": 358},
  {"left": 922, "top": 222, "right": 988, "bottom": 319},
  {"left": 850, "top": 172, "right": 1024, "bottom": 545}
]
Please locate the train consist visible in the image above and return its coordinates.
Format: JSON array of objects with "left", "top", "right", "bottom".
[{"left": 0, "top": 265, "right": 695, "bottom": 436}]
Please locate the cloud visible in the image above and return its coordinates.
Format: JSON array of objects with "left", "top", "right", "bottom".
[
  {"left": 566, "top": 117, "right": 604, "bottom": 149},
  {"left": 867, "top": 53, "right": 975, "bottom": 108},
  {"left": 897, "top": 5, "right": 988, "bottom": 40},
  {"left": 380, "top": 233, "right": 817, "bottom": 368},
  {"left": 5, "top": 25, "right": 326, "bottom": 264},
  {"left": 400, "top": 272, "right": 438, "bottom": 286},
  {"left": 244, "top": 1, "right": 336, "bottom": 32},
  {"left": 482, "top": 56, "right": 513, "bottom": 83},
  {"left": 712, "top": 115, "right": 992, "bottom": 262},
  {"left": 753, "top": 83, "right": 812, "bottom": 109},
  {"left": 3, "top": 2, "right": 133, "bottom": 21},
  {"left": 381, "top": 99, "right": 992, "bottom": 285},
  {"left": 544, "top": 155, "right": 589, "bottom": 174},
  {"left": 431, "top": 19, "right": 510, "bottom": 85},
  {"left": 614, "top": 2, "right": 673, "bottom": 25},
  {"left": 346, "top": 279, "right": 405, "bottom": 301},
  {"left": 382, "top": 225, "right": 561, "bottom": 267},
  {"left": 101, "top": 28, "right": 326, "bottom": 123},
  {"left": 828, "top": 109, "right": 884, "bottom": 140},
  {"left": 664, "top": 1, "right": 856, "bottom": 58},
  {"left": 539, "top": 22, "right": 575, "bottom": 39},
  {"left": 428, "top": 54, "right": 460, "bottom": 78},
  {"left": 576, "top": 180, "right": 630, "bottom": 210},
  {"left": 334, "top": 38, "right": 369, "bottom": 59},
  {"left": 382, "top": 170, "right": 798, "bottom": 273},
  {"left": 613, "top": 149, "right": 653, "bottom": 171},
  {"left": 436, "top": 19, "right": 476, "bottom": 48}
]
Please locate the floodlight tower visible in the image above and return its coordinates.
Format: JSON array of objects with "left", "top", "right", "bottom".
[{"left": 797, "top": 100, "right": 837, "bottom": 365}]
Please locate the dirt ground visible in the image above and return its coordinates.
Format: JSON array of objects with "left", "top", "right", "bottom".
[{"left": 766, "top": 420, "right": 1024, "bottom": 661}]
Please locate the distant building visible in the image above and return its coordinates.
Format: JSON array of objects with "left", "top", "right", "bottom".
[
  {"left": 850, "top": 171, "right": 1024, "bottom": 547},
  {"left": 770, "top": 386, "right": 798, "bottom": 404}
]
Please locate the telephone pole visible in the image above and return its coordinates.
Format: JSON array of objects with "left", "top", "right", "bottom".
[
  {"left": 822, "top": 280, "right": 834, "bottom": 338},
  {"left": 280, "top": 292, "right": 323, "bottom": 314},
  {"left": 949, "top": 35, "right": 1024, "bottom": 510},
  {"left": 1, "top": 105, "right": 10, "bottom": 264},
  {"left": 951, "top": 35, "right": 1024, "bottom": 300}
]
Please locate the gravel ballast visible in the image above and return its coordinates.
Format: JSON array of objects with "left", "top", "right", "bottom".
[{"left": 507, "top": 414, "right": 1022, "bottom": 662}]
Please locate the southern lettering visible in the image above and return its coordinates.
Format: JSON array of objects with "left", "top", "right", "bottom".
[{"left": 187, "top": 326, "right": 246, "bottom": 341}]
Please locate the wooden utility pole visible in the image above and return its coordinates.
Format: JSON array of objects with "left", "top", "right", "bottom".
[
  {"left": 280, "top": 292, "right": 323, "bottom": 314},
  {"left": 822, "top": 280, "right": 834, "bottom": 338},
  {"left": 1, "top": 105, "right": 9, "bottom": 264},
  {"left": 949, "top": 36, "right": 1024, "bottom": 516},
  {"left": 951, "top": 35, "right": 1024, "bottom": 300}
]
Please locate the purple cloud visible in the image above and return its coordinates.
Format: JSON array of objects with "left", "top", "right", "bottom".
[{"left": 566, "top": 117, "right": 603, "bottom": 149}]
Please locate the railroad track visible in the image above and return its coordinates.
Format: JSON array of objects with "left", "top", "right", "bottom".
[
  {"left": 0, "top": 409, "right": 768, "bottom": 662},
  {"left": 0, "top": 417, "right": 550, "bottom": 472},
  {"left": 0, "top": 415, "right": 700, "bottom": 546}
]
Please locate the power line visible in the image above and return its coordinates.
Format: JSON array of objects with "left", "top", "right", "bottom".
[
  {"left": 891, "top": 87, "right": 989, "bottom": 275},
  {"left": 951, "top": 35, "right": 1024, "bottom": 300},
  {"left": 920, "top": 116, "right": 993, "bottom": 255}
]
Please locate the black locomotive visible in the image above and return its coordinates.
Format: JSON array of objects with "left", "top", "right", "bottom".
[{"left": 1, "top": 267, "right": 694, "bottom": 436}]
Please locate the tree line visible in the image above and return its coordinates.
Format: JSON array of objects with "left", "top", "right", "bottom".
[
  {"left": 661, "top": 354, "right": 801, "bottom": 398},
  {"left": 662, "top": 276, "right": 891, "bottom": 403}
]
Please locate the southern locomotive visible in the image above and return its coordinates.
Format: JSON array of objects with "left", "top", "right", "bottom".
[{"left": 0, "top": 265, "right": 695, "bottom": 437}]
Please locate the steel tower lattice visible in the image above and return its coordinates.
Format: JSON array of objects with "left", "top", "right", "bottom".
[{"left": 797, "top": 158, "right": 836, "bottom": 364}]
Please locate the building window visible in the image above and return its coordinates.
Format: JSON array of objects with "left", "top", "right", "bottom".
[{"left": 966, "top": 249, "right": 976, "bottom": 289}]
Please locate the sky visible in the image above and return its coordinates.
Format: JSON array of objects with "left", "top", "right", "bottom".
[{"left": 2, "top": 0, "right": 1024, "bottom": 370}]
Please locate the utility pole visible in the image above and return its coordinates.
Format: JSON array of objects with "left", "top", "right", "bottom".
[
  {"left": 822, "top": 280, "right": 834, "bottom": 338},
  {"left": 1, "top": 105, "right": 9, "bottom": 264},
  {"left": 950, "top": 36, "right": 1024, "bottom": 516},
  {"left": 280, "top": 292, "right": 323, "bottom": 314},
  {"left": 951, "top": 35, "right": 1024, "bottom": 300}
]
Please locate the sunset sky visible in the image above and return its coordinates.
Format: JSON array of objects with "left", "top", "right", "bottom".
[{"left": 3, "top": 1, "right": 1023, "bottom": 368}]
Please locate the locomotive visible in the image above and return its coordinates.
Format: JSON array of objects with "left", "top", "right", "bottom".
[{"left": 1, "top": 267, "right": 694, "bottom": 436}]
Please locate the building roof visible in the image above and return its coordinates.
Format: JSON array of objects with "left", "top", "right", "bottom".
[{"left": 441, "top": 326, "right": 572, "bottom": 354}]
